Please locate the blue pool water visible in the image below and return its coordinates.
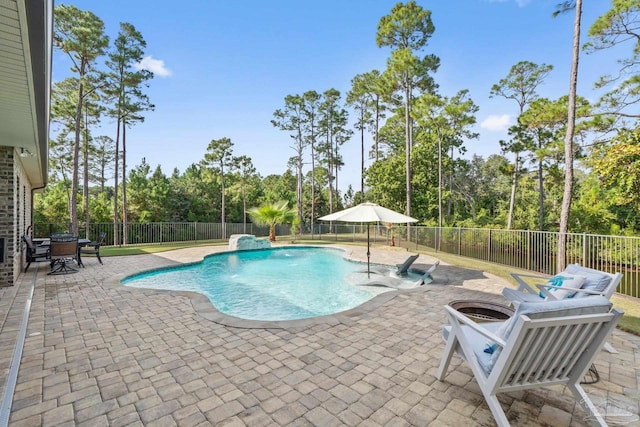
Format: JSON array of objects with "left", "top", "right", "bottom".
[{"left": 121, "top": 247, "right": 393, "bottom": 321}]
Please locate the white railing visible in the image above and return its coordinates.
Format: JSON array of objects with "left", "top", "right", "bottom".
[{"left": 33, "top": 222, "right": 639, "bottom": 298}]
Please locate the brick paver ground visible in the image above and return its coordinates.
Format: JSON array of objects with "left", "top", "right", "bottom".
[{"left": 1, "top": 244, "right": 638, "bottom": 426}]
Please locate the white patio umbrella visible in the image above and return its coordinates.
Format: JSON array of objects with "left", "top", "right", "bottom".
[{"left": 319, "top": 202, "right": 418, "bottom": 277}]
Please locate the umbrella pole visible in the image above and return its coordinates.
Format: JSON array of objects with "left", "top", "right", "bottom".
[{"left": 367, "top": 224, "right": 370, "bottom": 278}]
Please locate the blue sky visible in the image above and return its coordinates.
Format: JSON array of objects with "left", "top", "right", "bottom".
[{"left": 54, "top": 0, "right": 623, "bottom": 193}]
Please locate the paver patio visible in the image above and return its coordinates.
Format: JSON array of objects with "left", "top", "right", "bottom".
[{"left": 1, "top": 245, "right": 638, "bottom": 426}]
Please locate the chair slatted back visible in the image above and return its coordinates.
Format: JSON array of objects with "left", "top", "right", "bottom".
[{"left": 491, "top": 311, "right": 620, "bottom": 392}]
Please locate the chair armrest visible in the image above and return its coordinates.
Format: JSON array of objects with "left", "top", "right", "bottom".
[
  {"left": 443, "top": 305, "right": 507, "bottom": 347},
  {"left": 533, "top": 283, "right": 606, "bottom": 299},
  {"left": 534, "top": 283, "right": 561, "bottom": 300},
  {"left": 511, "top": 272, "right": 548, "bottom": 294},
  {"left": 34, "top": 245, "right": 50, "bottom": 254},
  {"left": 568, "top": 287, "right": 607, "bottom": 296}
]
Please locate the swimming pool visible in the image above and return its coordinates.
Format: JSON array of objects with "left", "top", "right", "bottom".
[{"left": 121, "top": 247, "right": 395, "bottom": 321}]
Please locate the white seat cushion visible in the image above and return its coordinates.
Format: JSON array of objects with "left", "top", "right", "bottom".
[
  {"left": 443, "top": 321, "right": 505, "bottom": 375},
  {"left": 503, "top": 288, "right": 543, "bottom": 303},
  {"left": 487, "top": 296, "right": 612, "bottom": 372}
]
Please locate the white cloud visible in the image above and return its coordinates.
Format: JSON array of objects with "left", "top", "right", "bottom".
[
  {"left": 135, "top": 55, "right": 172, "bottom": 77},
  {"left": 481, "top": 114, "right": 511, "bottom": 131}
]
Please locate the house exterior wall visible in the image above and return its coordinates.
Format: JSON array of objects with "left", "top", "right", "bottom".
[
  {"left": 0, "top": 147, "right": 16, "bottom": 286},
  {"left": 0, "top": 147, "right": 33, "bottom": 286}
]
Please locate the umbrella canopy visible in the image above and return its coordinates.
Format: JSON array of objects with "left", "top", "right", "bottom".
[
  {"left": 319, "top": 202, "right": 418, "bottom": 224},
  {"left": 319, "top": 202, "right": 418, "bottom": 277}
]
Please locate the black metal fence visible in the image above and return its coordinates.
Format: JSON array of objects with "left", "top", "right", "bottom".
[{"left": 33, "top": 222, "right": 640, "bottom": 298}]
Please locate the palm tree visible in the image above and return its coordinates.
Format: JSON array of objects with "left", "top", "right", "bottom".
[{"left": 247, "top": 201, "right": 296, "bottom": 242}]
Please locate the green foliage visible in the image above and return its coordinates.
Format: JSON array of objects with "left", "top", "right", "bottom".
[
  {"left": 586, "top": 0, "right": 640, "bottom": 118},
  {"left": 34, "top": 181, "right": 72, "bottom": 224},
  {"left": 365, "top": 154, "right": 407, "bottom": 214},
  {"left": 39, "top": 2, "right": 640, "bottom": 243},
  {"left": 247, "top": 201, "right": 296, "bottom": 242},
  {"left": 592, "top": 128, "right": 640, "bottom": 209},
  {"left": 376, "top": 1, "right": 435, "bottom": 50}
]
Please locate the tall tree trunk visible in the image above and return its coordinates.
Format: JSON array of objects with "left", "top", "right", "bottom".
[
  {"left": 328, "top": 125, "right": 333, "bottom": 215},
  {"left": 558, "top": 0, "right": 582, "bottom": 271},
  {"left": 404, "top": 81, "right": 413, "bottom": 240},
  {"left": 507, "top": 151, "right": 519, "bottom": 230},
  {"left": 334, "top": 140, "right": 339, "bottom": 205},
  {"left": 361, "top": 110, "right": 365, "bottom": 203},
  {"left": 242, "top": 181, "right": 246, "bottom": 233},
  {"left": 113, "top": 117, "right": 120, "bottom": 246},
  {"left": 538, "top": 157, "right": 544, "bottom": 230},
  {"left": 447, "top": 146, "right": 454, "bottom": 218},
  {"left": 100, "top": 160, "right": 105, "bottom": 193},
  {"left": 71, "top": 61, "right": 85, "bottom": 236},
  {"left": 122, "top": 119, "right": 128, "bottom": 245},
  {"left": 375, "top": 96, "right": 380, "bottom": 162},
  {"left": 310, "top": 126, "right": 315, "bottom": 237},
  {"left": 404, "top": 84, "right": 412, "bottom": 219},
  {"left": 83, "top": 111, "right": 90, "bottom": 239},
  {"left": 221, "top": 164, "right": 226, "bottom": 239},
  {"left": 296, "top": 127, "right": 303, "bottom": 230},
  {"left": 438, "top": 134, "right": 443, "bottom": 228}
]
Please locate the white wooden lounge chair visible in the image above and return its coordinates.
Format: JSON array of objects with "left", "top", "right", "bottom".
[
  {"left": 437, "top": 296, "right": 622, "bottom": 427},
  {"left": 502, "top": 264, "right": 622, "bottom": 354},
  {"left": 503, "top": 264, "right": 622, "bottom": 304}
]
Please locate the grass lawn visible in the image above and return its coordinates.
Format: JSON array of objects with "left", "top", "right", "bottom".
[
  {"left": 98, "top": 241, "right": 227, "bottom": 257},
  {"left": 96, "top": 240, "right": 640, "bottom": 336}
]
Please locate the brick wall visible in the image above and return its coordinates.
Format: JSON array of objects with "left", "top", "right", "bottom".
[
  {"left": 0, "top": 147, "right": 33, "bottom": 286},
  {"left": 14, "top": 154, "right": 31, "bottom": 282},
  {"left": 0, "top": 146, "right": 15, "bottom": 286}
]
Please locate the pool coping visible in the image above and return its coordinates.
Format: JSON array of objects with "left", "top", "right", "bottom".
[{"left": 105, "top": 245, "right": 432, "bottom": 330}]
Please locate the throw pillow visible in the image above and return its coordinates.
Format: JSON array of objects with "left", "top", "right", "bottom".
[
  {"left": 541, "top": 274, "right": 587, "bottom": 299},
  {"left": 564, "top": 264, "right": 612, "bottom": 297}
]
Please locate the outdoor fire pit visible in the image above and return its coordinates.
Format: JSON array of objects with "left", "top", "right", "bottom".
[{"left": 449, "top": 300, "right": 514, "bottom": 322}]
